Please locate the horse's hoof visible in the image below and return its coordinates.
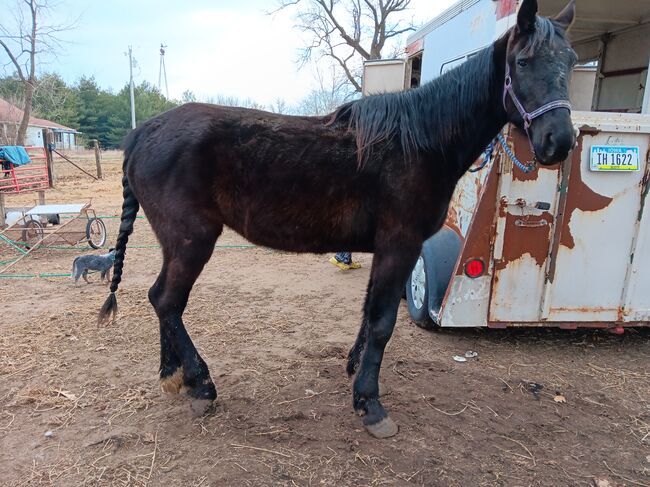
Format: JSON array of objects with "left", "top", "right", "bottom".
[
  {"left": 365, "top": 416, "right": 398, "bottom": 439},
  {"left": 190, "top": 398, "right": 214, "bottom": 417},
  {"left": 187, "top": 376, "right": 217, "bottom": 411},
  {"left": 160, "top": 367, "right": 184, "bottom": 394}
]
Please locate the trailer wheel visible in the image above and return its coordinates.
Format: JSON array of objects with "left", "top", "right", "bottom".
[
  {"left": 86, "top": 217, "right": 107, "bottom": 249},
  {"left": 406, "top": 227, "right": 462, "bottom": 330},
  {"left": 22, "top": 219, "right": 44, "bottom": 248},
  {"left": 407, "top": 255, "right": 431, "bottom": 326}
]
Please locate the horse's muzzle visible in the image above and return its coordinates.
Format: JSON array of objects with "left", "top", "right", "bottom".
[{"left": 535, "top": 126, "right": 576, "bottom": 166}]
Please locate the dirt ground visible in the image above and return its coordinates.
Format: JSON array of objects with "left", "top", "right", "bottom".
[{"left": 1, "top": 155, "right": 649, "bottom": 486}]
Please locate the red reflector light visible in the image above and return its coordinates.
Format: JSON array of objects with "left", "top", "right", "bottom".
[{"left": 465, "top": 259, "right": 485, "bottom": 278}]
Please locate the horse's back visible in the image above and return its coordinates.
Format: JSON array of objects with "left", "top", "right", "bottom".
[{"left": 121, "top": 102, "right": 426, "bottom": 253}]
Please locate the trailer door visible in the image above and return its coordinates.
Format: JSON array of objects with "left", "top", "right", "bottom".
[
  {"left": 540, "top": 115, "right": 650, "bottom": 323},
  {"left": 490, "top": 116, "right": 650, "bottom": 325},
  {"left": 489, "top": 130, "right": 562, "bottom": 323}
]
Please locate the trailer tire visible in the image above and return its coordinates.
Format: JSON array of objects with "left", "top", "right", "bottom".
[
  {"left": 86, "top": 217, "right": 107, "bottom": 249},
  {"left": 406, "top": 254, "right": 432, "bottom": 327},
  {"left": 22, "top": 218, "right": 44, "bottom": 248},
  {"left": 406, "top": 227, "right": 462, "bottom": 330}
]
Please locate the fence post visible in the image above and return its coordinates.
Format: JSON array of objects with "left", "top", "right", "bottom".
[
  {"left": 43, "top": 129, "right": 56, "bottom": 188},
  {"left": 0, "top": 192, "right": 5, "bottom": 228},
  {"left": 93, "top": 139, "right": 103, "bottom": 179}
]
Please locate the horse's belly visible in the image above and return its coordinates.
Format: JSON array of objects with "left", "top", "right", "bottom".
[{"left": 219, "top": 196, "right": 375, "bottom": 253}]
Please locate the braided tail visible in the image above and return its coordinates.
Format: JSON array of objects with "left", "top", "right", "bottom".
[{"left": 98, "top": 171, "right": 140, "bottom": 324}]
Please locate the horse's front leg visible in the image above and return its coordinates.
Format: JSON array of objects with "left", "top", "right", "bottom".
[{"left": 352, "top": 245, "right": 419, "bottom": 438}]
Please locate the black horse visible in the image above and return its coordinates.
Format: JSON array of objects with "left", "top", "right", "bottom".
[{"left": 100, "top": 0, "right": 577, "bottom": 438}]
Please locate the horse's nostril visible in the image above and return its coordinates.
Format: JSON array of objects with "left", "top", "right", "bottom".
[{"left": 545, "top": 132, "right": 555, "bottom": 148}]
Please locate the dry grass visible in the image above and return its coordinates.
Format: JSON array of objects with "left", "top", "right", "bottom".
[{"left": 2, "top": 167, "right": 650, "bottom": 486}]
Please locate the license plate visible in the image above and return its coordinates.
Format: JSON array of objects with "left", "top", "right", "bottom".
[{"left": 590, "top": 145, "right": 640, "bottom": 171}]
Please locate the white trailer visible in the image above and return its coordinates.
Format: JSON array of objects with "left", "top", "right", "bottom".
[{"left": 366, "top": 0, "right": 650, "bottom": 329}]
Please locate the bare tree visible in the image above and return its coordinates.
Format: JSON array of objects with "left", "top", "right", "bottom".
[
  {"left": 181, "top": 90, "right": 197, "bottom": 104},
  {"left": 207, "top": 94, "right": 266, "bottom": 111},
  {"left": 275, "top": 0, "right": 415, "bottom": 92},
  {"left": 296, "top": 63, "right": 356, "bottom": 115},
  {"left": 269, "top": 97, "right": 290, "bottom": 114},
  {"left": 0, "top": 0, "right": 72, "bottom": 145}
]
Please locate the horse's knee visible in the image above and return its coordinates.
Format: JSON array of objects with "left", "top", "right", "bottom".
[
  {"left": 148, "top": 280, "right": 173, "bottom": 312},
  {"left": 148, "top": 284, "right": 160, "bottom": 307}
]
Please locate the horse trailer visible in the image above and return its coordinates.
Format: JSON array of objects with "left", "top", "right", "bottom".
[{"left": 365, "top": 0, "right": 650, "bottom": 329}]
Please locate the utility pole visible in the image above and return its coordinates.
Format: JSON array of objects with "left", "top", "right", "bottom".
[
  {"left": 158, "top": 44, "right": 169, "bottom": 99},
  {"left": 128, "top": 45, "right": 136, "bottom": 129}
]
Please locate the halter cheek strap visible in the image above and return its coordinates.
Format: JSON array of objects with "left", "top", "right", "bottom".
[{"left": 502, "top": 63, "right": 572, "bottom": 157}]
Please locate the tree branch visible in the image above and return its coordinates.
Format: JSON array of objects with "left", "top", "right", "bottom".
[
  {"left": 0, "top": 0, "right": 75, "bottom": 144},
  {"left": 277, "top": 0, "right": 413, "bottom": 93},
  {"left": 0, "top": 38, "right": 26, "bottom": 81},
  {"left": 384, "top": 25, "right": 415, "bottom": 39},
  {"left": 314, "top": 0, "right": 371, "bottom": 59}
]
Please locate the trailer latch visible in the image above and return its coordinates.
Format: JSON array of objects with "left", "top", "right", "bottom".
[
  {"left": 515, "top": 219, "right": 549, "bottom": 228},
  {"left": 502, "top": 198, "right": 551, "bottom": 212}
]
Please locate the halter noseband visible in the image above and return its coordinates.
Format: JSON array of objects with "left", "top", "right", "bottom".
[{"left": 502, "top": 63, "right": 572, "bottom": 159}]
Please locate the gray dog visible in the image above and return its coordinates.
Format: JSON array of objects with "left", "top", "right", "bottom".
[{"left": 72, "top": 248, "right": 115, "bottom": 284}]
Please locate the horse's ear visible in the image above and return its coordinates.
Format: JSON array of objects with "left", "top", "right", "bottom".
[
  {"left": 517, "top": 0, "right": 538, "bottom": 34},
  {"left": 554, "top": 0, "right": 576, "bottom": 30}
]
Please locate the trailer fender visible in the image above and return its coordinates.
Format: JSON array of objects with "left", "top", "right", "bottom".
[{"left": 406, "top": 226, "right": 462, "bottom": 329}]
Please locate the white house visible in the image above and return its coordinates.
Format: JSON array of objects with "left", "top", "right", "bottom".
[{"left": 0, "top": 98, "right": 81, "bottom": 149}]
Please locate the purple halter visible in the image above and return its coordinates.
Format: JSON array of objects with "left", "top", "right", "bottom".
[{"left": 502, "top": 63, "right": 572, "bottom": 158}]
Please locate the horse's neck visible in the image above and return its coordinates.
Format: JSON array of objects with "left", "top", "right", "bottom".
[
  {"left": 454, "top": 95, "right": 507, "bottom": 175},
  {"left": 427, "top": 40, "right": 508, "bottom": 176}
]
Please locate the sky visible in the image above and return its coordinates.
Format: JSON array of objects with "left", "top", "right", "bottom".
[{"left": 0, "top": 0, "right": 457, "bottom": 106}]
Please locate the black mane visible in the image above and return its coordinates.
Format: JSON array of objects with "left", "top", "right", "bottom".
[
  {"left": 330, "top": 44, "right": 498, "bottom": 162},
  {"left": 330, "top": 17, "right": 569, "bottom": 163}
]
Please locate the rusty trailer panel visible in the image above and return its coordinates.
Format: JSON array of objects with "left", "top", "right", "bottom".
[
  {"left": 437, "top": 113, "right": 650, "bottom": 328},
  {"left": 438, "top": 164, "right": 499, "bottom": 327},
  {"left": 489, "top": 129, "right": 561, "bottom": 323},
  {"left": 398, "top": 0, "right": 650, "bottom": 329},
  {"left": 542, "top": 127, "right": 648, "bottom": 322}
]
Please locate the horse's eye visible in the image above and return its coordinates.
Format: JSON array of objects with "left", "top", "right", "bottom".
[{"left": 517, "top": 59, "right": 528, "bottom": 68}]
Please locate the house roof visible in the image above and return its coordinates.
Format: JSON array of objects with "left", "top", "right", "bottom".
[{"left": 0, "top": 98, "right": 79, "bottom": 133}]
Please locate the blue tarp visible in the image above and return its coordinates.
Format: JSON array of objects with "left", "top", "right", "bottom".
[{"left": 0, "top": 146, "right": 31, "bottom": 166}]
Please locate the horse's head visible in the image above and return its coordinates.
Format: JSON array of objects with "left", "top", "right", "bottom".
[{"left": 504, "top": 0, "right": 577, "bottom": 165}]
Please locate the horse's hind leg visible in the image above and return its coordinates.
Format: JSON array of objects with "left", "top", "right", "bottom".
[
  {"left": 148, "top": 264, "right": 182, "bottom": 392},
  {"left": 148, "top": 221, "right": 222, "bottom": 408},
  {"left": 352, "top": 244, "right": 419, "bottom": 438}
]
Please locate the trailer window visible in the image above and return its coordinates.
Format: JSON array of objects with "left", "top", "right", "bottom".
[
  {"left": 578, "top": 24, "right": 650, "bottom": 114},
  {"left": 440, "top": 56, "right": 466, "bottom": 75},
  {"left": 408, "top": 53, "right": 423, "bottom": 89},
  {"left": 568, "top": 61, "right": 598, "bottom": 111},
  {"left": 440, "top": 50, "right": 481, "bottom": 76}
]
